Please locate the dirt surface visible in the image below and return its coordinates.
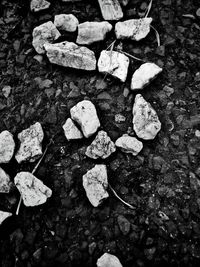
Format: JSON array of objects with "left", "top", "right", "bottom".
[{"left": 0, "top": 0, "right": 200, "bottom": 266}]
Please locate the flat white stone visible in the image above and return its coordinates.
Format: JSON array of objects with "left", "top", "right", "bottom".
[
  {"left": 44, "top": 41, "right": 96, "bottom": 71},
  {"left": 15, "top": 122, "right": 44, "bottom": 163},
  {"left": 131, "top": 62, "right": 162, "bottom": 90},
  {"left": 70, "top": 100, "right": 100, "bottom": 138},
  {"left": 115, "top": 134, "right": 143, "bottom": 155},
  {"left": 0, "top": 130, "right": 15, "bottom": 163},
  {"left": 115, "top": 18, "right": 152, "bottom": 41},
  {"left": 76, "top": 21, "right": 112, "bottom": 45},
  {"left": 98, "top": 50, "right": 129, "bottom": 82},
  {"left": 83, "top": 165, "right": 108, "bottom": 207},
  {"left": 98, "top": 0, "right": 123, "bottom": 20},
  {"left": 0, "top": 167, "right": 13, "bottom": 193},
  {"left": 32, "top": 21, "right": 61, "bottom": 54},
  {"left": 0, "top": 211, "right": 12, "bottom": 225},
  {"left": 97, "top": 253, "right": 123, "bottom": 267},
  {"left": 62, "top": 118, "right": 83, "bottom": 140},
  {"left": 86, "top": 130, "right": 116, "bottom": 159},
  {"left": 30, "top": 0, "right": 50, "bottom": 12},
  {"left": 54, "top": 14, "right": 79, "bottom": 32},
  {"left": 14, "top": 172, "right": 52, "bottom": 207},
  {"left": 132, "top": 94, "right": 161, "bottom": 140}
]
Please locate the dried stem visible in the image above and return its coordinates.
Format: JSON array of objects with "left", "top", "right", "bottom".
[
  {"left": 116, "top": 50, "right": 144, "bottom": 62},
  {"left": 145, "top": 0, "right": 153, "bottom": 18},
  {"left": 150, "top": 25, "right": 161, "bottom": 47}
]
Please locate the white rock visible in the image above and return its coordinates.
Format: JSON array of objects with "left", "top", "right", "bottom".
[
  {"left": 0, "top": 167, "right": 13, "bottom": 193},
  {"left": 132, "top": 94, "right": 161, "bottom": 140},
  {"left": 14, "top": 172, "right": 52, "bottom": 207},
  {"left": 83, "top": 165, "right": 108, "bottom": 207},
  {"left": 98, "top": 0, "right": 123, "bottom": 20},
  {"left": 76, "top": 21, "right": 112, "bottom": 45},
  {"left": 44, "top": 41, "right": 96, "bottom": 71},
  {"left": 15, "top": 122, "right": 44, "bottom": 163},
  {"left": 30, "top": 0, "right": 50, "bottom": 12},
  {"left": 131, "top": 62, "right": 162, "bottom": 90},
  {"left": 70, "top": 100, "right": 100, "bottom": 138},
  {"left": 115, "top": 134, "right": 143, "bottom": 155},
  {"left": 86, "top": 130, "right": 116, "bottom": 159},
  {"left": 98, "top": 50, "right": 129, "bottom": 82},
  {"left": 32, "top": 21, "right": 61, "bottom": 54},
  {"left": 97, "top": 253, "right": 123, "bottom": 267},
  {"left": 62, "top": 118, "right": 83, "bottom": 140},
  {"left": 54, "top": 14, "right": 79, "bottom": 32},
  {"left": 0, "top": 211, "right": 12, "bottom": 225},
  {"left": 0, "top": 130, "right": 15, "bottom": 163}
]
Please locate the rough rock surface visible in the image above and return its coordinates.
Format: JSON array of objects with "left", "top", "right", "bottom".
[
  {"left": 115, "top": 18, "right": 152, "bottom": 41},
  {"left": 0, "top": 211, "right": 12, "bottom": 225},
  {"left": 83, "top": 164, "right": 108, "bottom": 207},
  {"left": 32, "top": 21, "right": 61, "bottom": 54},
  {"left": 98, "top": 50, "right": 129, "bottom": 82},
  {"left": 70, "top": 100, "right": 100, "bottom": 138},
  {"left": 132, "top": 94, "right": 161, "bottom": 140},
  {"left": 62, "top": 118, "right": 83, "bottom": 140},
  {"left": 15, "top": 122, "right": 44, "bottom": 163},
  {"left": 98, "top": 0, "right": 123, "bottom": 20},
  {"left": 30, "top": 0, "right": 50, "bottom": 12},
  {"left": 0, "top": 167, "right": 13, "bottom": 193},
  {"left": 14, "top": 172, "right": 52, "bottom": 207},
  {"left": 97, "top": 253, "right": 123, "bottom": 267},
  {"left": 44, "top": 41, "right": 96, "bottom": 71},
  {"left": 76, "top": 21, "right": 112, "bottom": 45},
  {"left": 115, "top": 134, "right": 143, "bottom": 155},
  {"left": 86, "top": 130, "right": 116, "bottom": 159},
  {"left": 54, "top": 14, "right": 79, "bottom": 32},
  {"left": 131, "top": 62, "right": 163, "bottom": 90},
  {"left": 0, "top": 130, "right": 15, "bottom": 164}
]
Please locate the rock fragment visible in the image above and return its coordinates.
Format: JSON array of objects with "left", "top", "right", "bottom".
[
  {"left": 70, "top": 100, "right": 100, "bottom": 138},
  {"left": 83, "top": 165, "right": 108, "bottom": 207},
  {"left": 131, "top": 62, "right": 162, "bottom": 90},
  {"left": 132, "top": 94, "right": 161, "bottom": 140},
  {"left": 54, "top": 14, "right": 79, "bottom": 32},
  {"left": 98, "top": 0, "right": 123, "bottom": 20},
  {"left": 98, "top": 50, "right": 129, "bottom": 82},
  {"left": 115, "top": 134, "right": 143, "bottom": 155},
  {"left": 0, "top": 168, "right": 13, "bottom": 193},
  {"left": 76, "top": 21, "right": 112, "bottom": 45},
  {"left": 30, "top": 0, "right": 50, "bottom": 12},
  {"left": 0, "top": 130, "right": 15, "bottom": 163},
  {"left": 44, "top": 41, "right": 96, "bottom": 71},
  {"left": 14, "top": 172, "right": 52, "bottom": 207},
  {"left": 32, "top": 21, "right": 61, "bottom": 54},
  {"left": 0, "top": 211, "right": 12, "bottom": 225},
  {"left": 62, "top": 118, "right": 83, "bottom": 140},
  {"left": 15, "top": 122, "right": 44, "bottom": 163},
  {"left": 97, "top": 253, "right": 123, "bottom": 267},
  {"left": 115, "top": 18, "right": 152, "bottom": 41}
]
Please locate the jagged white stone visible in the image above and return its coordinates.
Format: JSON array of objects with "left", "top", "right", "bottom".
[
  {"left": 115, "top": 18, "right": 152, "bottom": 41},
  {"left": 70, "top": 100, "right": 100, "bottom": 138},
  {"left": 115, "top": 134, "right": 143, "bottom": 155},
  {"left": 86, "top": 130, "right": 116, "bottom": 159},
  {"left": 98, "top": 0, "right": 123, "bottom": 20},
  {"left": 83, "top": 165, "right": 108, "bottom": 207},
  {"left": 76, "top": 21, "right": 112, "bottom": 45},
  {"left": 0, "top": 167, "right": 13, "bottom": 193},
  {"left": 44, "top": 41, "right": 96, "bottom": 71},
  {"left": 62, "top": 118, "right": 83, "bottom": 140},
  {"left": 0, "top": 211, "right": 12, "bottom": 225},
  {"left": 32, "top": 21, "right": 61, "bottom": 54},
  {"left": 131, "top": 62, "right": 162, "bottom": 90},
  {"left": 14, "top": 172, "right": 52, "bottom": 207},
  {"left": 0, "top": 130, "right": 15, "bottom": 163},
  {"left": 98, "top": 50, "right": 129, "bottom": 82},
  {"left": 30, "top": 0, "right": 50, "bottom": 12},
  {"left": 132, "top": 94, "right": 161, "bottom": 140},
  {"left": 54, "top": 14, "right": 79, "bottom": 32},
  {"left": 97, "top": 253, "right": 123, "bottom": 267},
  {"left": 15, "top": 122, "right": 44, "bottom": 163}
]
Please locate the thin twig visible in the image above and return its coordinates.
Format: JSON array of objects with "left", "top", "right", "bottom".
[
  {"left": 116, "top": 49, "right": 144, "bottom": 61},
  {"left": 105, "top": 40, "right": 116, "bottom": 51},
  {"left": 15, "top": 196, "right": 22, "bottom": 216},
  {"left": 150, "top": 25, "right": 161, "bottom": 47},
  {"left": 145, "top": 0, "right": 153, "bottom": 18}
]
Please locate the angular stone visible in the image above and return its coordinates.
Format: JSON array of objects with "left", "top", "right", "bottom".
[
  {"left": 0, "top": 211, "right": 12, "bottom": 225},
  {"left": 14, "top": 172, "right": 52, "bottom": 207},
  {"left": 86, "top": 130, "right": 116, "bottom": 159},
  {"left": 115, "top": 18, "right": 152, "bottom": 41},
  {"left": 77, "top": 21, "right": 112, "bottom": 45},
  {"left": 62, "top": 118, "right": 83, "bottom": 140},
  {"left": 98, "top": 50, "right": 129, "bottom": 82},
  {"left": 32, "top": 21, "right": 61, "bottom": 54},
  {"left": 131, "top": 62, "right": 162, "bottom": 90},
  {"left": 15, "top": 122, "right": 44, "bottom": 163},
  {"left": 30, "top": 0, "right": 50, "bottom": 12},
  {"left": 0, "top": 130, "right": 15, "bottom": 163},
  {"left": 54, "top": 14, "right": 79, "bottom": 32},
  {"left": 0, "top": 167, "right": 13, "bottom": 193},
  {"left": 115, "top": 134, "right": 143, "bottom": 155},
  {"left": 44, "top": 41, "right": 96, "bottom": 71},
  {"left": 98, "top": 0, "right": 123, "bottom": 20},
  {"left": 132, "top": 94, "right": 161, "bottom": 140},
  {"left": 83, "top": 165, "right": 108, "bottom": 207},
  {"left": 97, "top": 253, "right": 123, "bottom": 267},
  {"left": 70, "top": 100, "right": 100, "bottom": 138}
]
